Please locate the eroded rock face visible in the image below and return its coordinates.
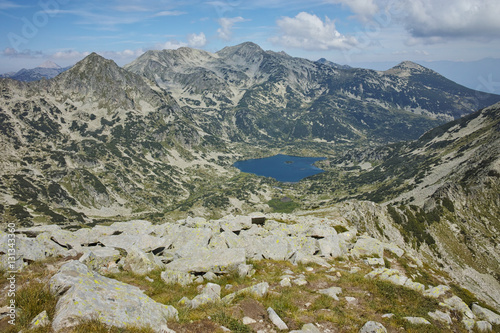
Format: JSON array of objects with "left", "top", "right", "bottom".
[{"left": 49, "top": 260, "right": 178, "bottom": 332}]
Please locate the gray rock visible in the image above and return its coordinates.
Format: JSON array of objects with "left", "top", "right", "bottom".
[
  {"left": 242, "top": 316, "right": 256, "bottom": 325},
  {"left": 472, "top": 303, "right": 500, "bottom": 324},
  {"left": 404, "top": 279, "right": 425, "bottom": 292},
  {"left": 317, "top": 235, "right": 343, "bottom": 258},
  {"left": 260, "top": 235, "right": 290, "bottom": 261},
  {"left": 189, "top": 283, "right": 221, "bottom": 309},
  {"left": 222, "top": 282, "right": 269, "bottom": 304},
  {"left": 364, "top": 257, "right": 385, "bottom": 266},
  {"left": 109, "top": 220, "right": 154, "bottom": 235},
  {"left": 382, "top": 242, "right": 404, "bottom": 257},
  {"left": 267, "top": 307, "right": 288, "bottom": 330},
  {"left": 29, "top": 310, "right": 50, "bottom": 329},
  {"left": 351, "top": 236, "right": 384, "bottom": 259},
  {"left": 79, "top": 247, "right": 121, "bottom": 274},
  {"left": 280, "top": 277, "right": 292, "bottom": 287},
  {"left": 161, "top": 269, "right": 195, "bottom": 286},
  {"left": 318, "top": 287, "right": 342, "bottom": 301},
  {"left": 287, "top": 236, "right": 317, "bottom": 256},
  {"left": 100, "top": 234, "right": 166, "bottom": 253},
  {"left": 219, "top": 215, "right": 252, "bottom": 232},
  {"left": 203, "top": 271, "right": 218, "bottom": 281},
  {"left": 359, "top": 321, "right": 387, "bottom": 333},
  {"left": 306, "top": 225, "right": 337, "bottom": 238},
  {"left": 49, "top": 260, "right": 178, "bottom": 332},
  {"left": 423, "top": 285, "right": 450, "bottom": 298},
  {"left": 290, "top": 323, "right": 321, "bottom": 333},
  {"left": 165, "top": 247, "right": 246, "bottom": 274},
  {"left": 443, "top": 296, "right": 475, "bottom": 319},
  {"left": 123, "top": 246, "right": 164, "bottom": 275},
  {"left": 291, "top": 251, "right": 331, "bottom": 267},
  {"left": 237, "top": 263, "right": 254, "bottom": 277},
  {"left": 403, "top": 317, "right": 431, "bottom": 325},
  {"left": 476, "top": 321, "right": 493, "bottom": 332},
  {"left": 365, "top": 268, "right": 408, "bottom": 286},
  {"left": 428, "top": 310, "right": 452, "bottom": 324},
  {"left": 462, "top": 318, "right": 475, "bottom": 331}
]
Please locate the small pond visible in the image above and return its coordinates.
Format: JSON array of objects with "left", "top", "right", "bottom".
[{"left": 233, "top": 154, "right": 326, "bottom": 183}]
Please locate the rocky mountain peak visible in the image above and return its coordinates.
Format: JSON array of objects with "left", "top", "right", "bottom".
[
  {"left": 37, "top": 60, "right": 61, "bottom": 69},
  {"left": 385, "top": 60, "right": 432, "bottom": 76},
  {"left": 216, "top": 41, "right": 265, "bottom": 60}
]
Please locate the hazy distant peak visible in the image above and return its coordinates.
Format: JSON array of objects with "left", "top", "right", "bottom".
[
  {"left": 384, "top": 60, "right": 432, "bottom": 77},
  {"left": 37, "top": 60, "right": 61, "bottom": 69},
  {"left": 394, "top": 60, "right": 427, "bottom": 70}
]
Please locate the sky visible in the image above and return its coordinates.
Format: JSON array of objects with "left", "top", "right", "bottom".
[{"left": 1, "top": 0, "right": 500, "bottom": 91}]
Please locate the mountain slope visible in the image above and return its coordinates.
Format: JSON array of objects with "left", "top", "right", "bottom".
[
  {"left": 303, "top": 102, "right": 500, "bottom": 309},
  {"left": 0, "top": 53, "right": 242, "bottom": 225}
]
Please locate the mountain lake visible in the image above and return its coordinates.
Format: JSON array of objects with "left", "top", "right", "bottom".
[{"left": 233, "top": 154, "right": 326, "bottom": 182}]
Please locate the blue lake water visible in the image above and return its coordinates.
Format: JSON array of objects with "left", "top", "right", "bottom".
[{"left": 233, "top": 154, "right": 326, "bottom": 183}]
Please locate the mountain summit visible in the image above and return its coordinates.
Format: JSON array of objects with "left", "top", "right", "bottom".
[{"left": 38, "top": 60, "right": 61, "bottom": 69}]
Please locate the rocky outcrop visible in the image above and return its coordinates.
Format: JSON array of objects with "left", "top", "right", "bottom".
[{"left": 49, "top": 260, "right": 178, "bottom": 332}]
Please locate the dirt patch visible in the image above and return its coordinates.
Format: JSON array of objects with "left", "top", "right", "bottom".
[{"left": 230, "top": 298, "right": 267, "bottom": 321}]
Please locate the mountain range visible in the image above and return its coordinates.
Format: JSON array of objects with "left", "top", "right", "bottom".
[
  {"left": 1, "top": 42, "right": 500, "bottom": 312},
  {"left": 0, "top": 61, "right": 70, "bottom": 82}
]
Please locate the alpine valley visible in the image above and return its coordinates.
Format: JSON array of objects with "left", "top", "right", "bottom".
[{"left": 1, "top": 42, "right": 500, "bottom": 327}]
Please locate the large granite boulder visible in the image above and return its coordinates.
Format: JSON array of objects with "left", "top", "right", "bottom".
[
  {"left": 165, "top": 247, "right": 246, "bottom": 273},
  {"left": 49, "top": 260, "right": 178, "bottom": 332}
]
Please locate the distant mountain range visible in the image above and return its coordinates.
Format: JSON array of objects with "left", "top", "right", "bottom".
[
  {"left": 0, "top": 60, "right": 70, "bottom": 81},
  {"left": 0, "top": 42, "right": 499, "bottom": 225}
]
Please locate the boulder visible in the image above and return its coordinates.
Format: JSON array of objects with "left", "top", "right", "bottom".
[
  {"left": 476, "top": 321, "right": 493, "bottom": 332},
  {"left": 109, "top": 220, "right": 154, "bottom": 235},
  {"left": 260, "top": 235, "right": 290, "bottom": 261},
  {"left": 222, "top": 282, "right": 269, "bottom": 304},
  {"left": 165, "top": 247, "right": 246, "bottom": 274},
  {"left": 428, "top": 310, "right": 452, "bottom": 324},
  {"left": 318, "top": 287, "right": 342, "bottom": 301},
  {"left": 123, "top": 246, "right": 164, "bottom": 275},
  {"left": 472, "top": 304, "right": 500, "bottom": 324},
  {"left": 79, "top": 247, "right": 121, "bottom": 274},
  {"left": 443, "top": 296, "right": 475, "bottom": 319},
  {"left": 359, "top": 321, "right": 387, "bottom": 333},
  {"left": 161, "top": 269, "right": 195, "bottom": 286},
  {"left": 351, "top": 236, "right": 384, "bottom": 259},
  {"left": 267, "top": 307, "right": 288, "bottom": 330},
  {"left": 317, "top": 235, "right": 343, "bottom": 258},
  {"left": 306, "top": 224, "right": 337, "bottom": 238},
  {"left": 188, "top": 283, "right": 221, "bottom": 309},
  {"left": 100, "top": 234, "right": 167, "bottom": 253},
  {"left": 29, "top": 310, "right": 50, "bottom": 329},
  {"left": 49, "top": 261, "right": 178, "bottom": 332},
  {"left": 219, "top": 215, "right": 252, "bottom": 232},
  {"left": 423, "top": 285, "right": 450, "bottom": 299}
]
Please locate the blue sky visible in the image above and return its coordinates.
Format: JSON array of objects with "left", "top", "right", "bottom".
[{"left": 1, "top": 0, "right": 500, "bottom": 78}]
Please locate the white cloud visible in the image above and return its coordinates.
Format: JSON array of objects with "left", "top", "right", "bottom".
[
  {"left": 52, "top": 50, "right": 91, "bottom": 60},
  {"left": 187, "top": 32, "right": 207, "bottom": 48},
  {"left": 217, "top": 17, "right": 247, "bottom": 40},
  {"left": 0, "top": 0, "right": 23, "bottom": 9},
  {"left": 328, "top": 0, "right": 379, "bottom": 21},
  {"left": 2, "top": 48, "right": 43, "bottom": 58},
  {"left": 399, "top": 0, "right": 500, "bottom": 41},
  {"left": 270, "top": 12, "right": 358, "bottom": 50},
  {"left": 153, "top": 10, "right": 186, "bottom": 17},
  {"left": 156, "top": 40, "right": 187, "bottom": 50}
]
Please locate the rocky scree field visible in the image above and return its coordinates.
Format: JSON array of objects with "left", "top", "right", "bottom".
[{"left": 1, "top": 215, "right": 500, "bottom": 333}]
